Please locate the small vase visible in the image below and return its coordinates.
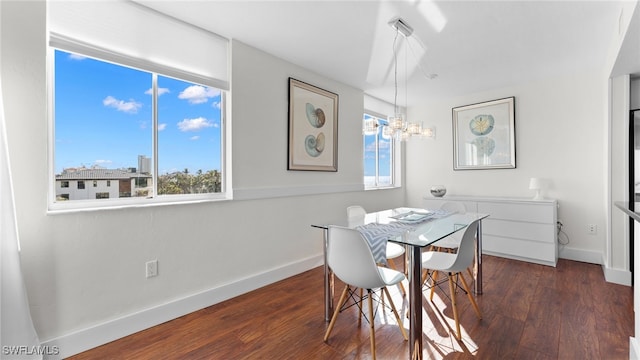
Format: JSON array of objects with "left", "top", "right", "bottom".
[{"left": 430, "top": 185, "right": 446, "bottom": 197}]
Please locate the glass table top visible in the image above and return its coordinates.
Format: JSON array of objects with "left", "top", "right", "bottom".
[{"left": 319, "top": 207, "right": 489, "bottom": 248}]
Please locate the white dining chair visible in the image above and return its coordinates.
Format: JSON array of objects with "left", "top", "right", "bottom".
[
  {"left": 346, "top": 205, "right": 407, "bottom": 318},
  {"left": 347, "top": 205, "right": 406, "bottom": 269},
  {"left": 421, "top": 219, "right": 483, "bottom": 340},
  {"left": 425, "top": 202, "right": 476, "bottom": 282},
  {"left": 323, "top": 226, "right": 408, "bottom": 359},
  {"left": 430, "top": 202, "right": 466, "bottom": 251}
]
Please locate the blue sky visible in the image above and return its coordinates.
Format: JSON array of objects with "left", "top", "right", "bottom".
[
  {"left": 54, "top": 50, "right": 222, "bottom": 175},
  {"left": 363, "top": 114, "right": 392, "bottom": 179}
]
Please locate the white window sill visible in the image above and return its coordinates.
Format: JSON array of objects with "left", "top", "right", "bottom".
[
  {"left": 47, "top": 194, "right": 231, "bottom": 215},
  {"left": 364, "top": 185, "right": 401, "bottom": 191}
]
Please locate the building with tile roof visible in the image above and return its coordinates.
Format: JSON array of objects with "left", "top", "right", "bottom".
[{"left": 55, "top": 167, "right": 153, "bottom": 201}]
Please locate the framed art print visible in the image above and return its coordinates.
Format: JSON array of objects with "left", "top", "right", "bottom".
[
  {"left": 287, "top": 78, "right": 338, "bottom": 171},
  {"left": 452, "top": 96, "right": 516, "bottom": 170}
]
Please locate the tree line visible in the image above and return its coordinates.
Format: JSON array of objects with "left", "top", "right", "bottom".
[{"left": 156, "top": 169, "right": 222, "bottom": 195}]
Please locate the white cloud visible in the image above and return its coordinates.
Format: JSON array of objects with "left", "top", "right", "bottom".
[
  {"left": 103, "top": 96, "right": 142, "bottom": 114},
  {"left": 365, "top": 138, "right": 390, "bottom": 153},
  {"left": 365, "top": 142, "right": 377, "bottom": 152},
  {"left": 177, "top": 117, "right": 213, "bottom": 132},
  {"left": 211, "top": 101, "right": 221, "bottom": 109},
  {"left": 68, "top": 53, "right": 87, "bottom": 61},
  {"left": 189, "top": 135, "right": 200, "bottom": 141},
  {"left": 94, "top": 159, "right": 112, "bottom": 165},
  {"left": 145, "top": 87, "right": 170, "bottom": 96},
  {"left": 178, "top": 85, "right": 220, "bottom": 104},
  {"left": 158, "top": 123, "right": 167, "bottom": 131}
]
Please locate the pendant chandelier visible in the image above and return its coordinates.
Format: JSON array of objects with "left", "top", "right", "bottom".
[{"left": 364, "top": 17, "right": 435, "bottom": 141}]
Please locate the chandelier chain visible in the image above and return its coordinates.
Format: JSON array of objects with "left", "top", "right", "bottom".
[{"left": 393, "top": 29, "right": 400, "bottom": 115}]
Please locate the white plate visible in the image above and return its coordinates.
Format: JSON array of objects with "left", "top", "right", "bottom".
[{"left": 390, "top": 211, "right": 433, "bottom": 223}]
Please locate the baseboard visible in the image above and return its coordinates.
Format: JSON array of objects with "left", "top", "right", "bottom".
[
  {"left": 483, "top": 246, "right": 604, "bottom": 268},
  {"left": 558, "top": 246, "right": 632, "bottom": 286},
  {"left": 603, "top": 264, "right": 632, "bottom": 286},
  {"left": 630, "top": 337, "right": 640, "bottom": 359},
  {"left": 482, "top": 250, "right": 557, "bottom": 267},
  {"left": 41, "top": 255, "right": 323, "bottom": 359},
  {"left": 558, "top": 246, "right": 603, "bottom": 265}
]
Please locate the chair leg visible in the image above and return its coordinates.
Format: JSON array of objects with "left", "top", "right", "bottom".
[
  {"left": 459, "top": 273, "right": 482, "bottom": 319},
  {"left": 447, "top": 274, "right": 462, "bottom": 340},
  {"left": 324, "top": 284, "right": 350, "bottom": 342},
  {"left": 383, "top": 287, "right": 408, "bottom": 341},
  {"left": 367, "top": 289, "right": 377, "bottom": 360},
  {"left": 466, "top": 267, "right": 474, "bottom": 280},
  {"left": 396, "top": 279, "right": 406, "bottom": 298},
  {"left": 430, "top": 270, "right": 439, "bottom": 301},
  {"left": 358, "top": 288, "right": 364, "bottom": 325},
  {"left": 387, "top": 258, "right": 407, "bottom": 296},
  {"left": 421, "top": 269, "right": 428, "bottom": 286}
]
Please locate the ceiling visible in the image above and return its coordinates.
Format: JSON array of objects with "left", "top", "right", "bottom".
[{"left": 136, "top": 0, "right": 636, "bottom": 107}]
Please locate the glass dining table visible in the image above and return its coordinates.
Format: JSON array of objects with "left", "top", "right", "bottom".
[{"left": 312, "top": 207, "right": 489, "bottom": 360}]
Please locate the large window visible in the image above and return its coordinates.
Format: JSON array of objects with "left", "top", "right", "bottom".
[
  {"left": 51, "top": 49, "right": 225, "bottom": 207},
  {"left": 364, "top": 113, "right": 395, "bottom": 188}
]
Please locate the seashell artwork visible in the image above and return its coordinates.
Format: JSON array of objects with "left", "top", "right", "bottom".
[
  {"left": 315, "top": 132, "right": 325, "bottom": 152},
  {"left": 305, "top": 132, "right": 325, "bottom": 157},
  {"left": 469, "top": 114, "right": 495, "bottom": 136},
  {"left": 305, "top": 103, "right": 326, "bottom": 128},
  {"left": 471, "top": 136, "right": 495, "bottom": 156},
  {"left": 288, "top": 78, "right": 338, "bottom": 171},
  {"left": 452, "top": 96, "right": 515, "bottom": 170},
  {"left": 315, "top": 108, "right": 325, "bottom": 127}
]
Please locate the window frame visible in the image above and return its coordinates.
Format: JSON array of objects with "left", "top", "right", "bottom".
[
  {"left": 363, "top": 111, "right": 402, "bottom": 190},
  {"left": 47, "top": 46, "right": 230, "bottom": 212}
]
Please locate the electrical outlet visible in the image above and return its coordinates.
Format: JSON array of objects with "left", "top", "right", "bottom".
[
  {"left": 587, "top": 224, "right": 597, "bottom": 235},
  {"left": 146, "top": 260, "right": 158, "bottom": 278}
]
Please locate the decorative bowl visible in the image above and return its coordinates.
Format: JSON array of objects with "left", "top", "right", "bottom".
[{"left": 430, "top": 185, "right": 446, "bottom": 197}]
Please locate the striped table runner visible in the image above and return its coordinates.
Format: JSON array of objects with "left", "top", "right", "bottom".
[{"left": 355, "top": 209, "right": 451, "bottom": 265}]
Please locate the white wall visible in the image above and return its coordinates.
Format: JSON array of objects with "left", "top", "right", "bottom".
[
  {"left": 405, "top": 71, "right": 609, "bottom": 266},
  {"left": 231, "top": 40, "right": 364, "bottom": 198},
  {"left": 633, "top": 78, "right": 640, "bottom": 109},
  {"left": 1, "top": 2, "right": 404, "bottom": 357}
]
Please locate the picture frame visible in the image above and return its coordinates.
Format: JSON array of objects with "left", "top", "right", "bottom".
[
  {"left": 452, "top": 96, "right": 516, "bottom": 170},
  {"left": 288, "top": 78, "right": 338, "bottom": 171}
]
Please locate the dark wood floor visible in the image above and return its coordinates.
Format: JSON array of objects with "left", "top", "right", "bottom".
[{"left": 68, "top": 255, "right": 633, "bottom": 359}]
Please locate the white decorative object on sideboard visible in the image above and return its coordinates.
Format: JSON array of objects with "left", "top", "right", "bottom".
[{"left": 423, "top": 195, "right": 558, "bottom": 267}]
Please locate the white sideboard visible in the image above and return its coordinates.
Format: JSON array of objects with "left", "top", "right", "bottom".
[{"left": 423, "top": 195, "right": 558, "bottom": 267}]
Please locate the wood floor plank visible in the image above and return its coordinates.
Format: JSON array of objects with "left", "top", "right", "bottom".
[
  {"left": 519, "top": 285, "right": 561, "bottom": 356},
  {"left": 67, "top": 256, "right": 633, "bottom": 360}
]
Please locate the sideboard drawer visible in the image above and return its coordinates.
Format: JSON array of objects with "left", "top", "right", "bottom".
[
  {"left": 477, "top": 201, "right": 555, "bottom": 223},
  {"left": 422, "top": 195, "right": 558, "bottom": 266},
  {"left": 482, "top": 218, "right": 556, "bottom": 244},
  {"left": 483, "top": 234, "right": 557, "bottom": 264}
]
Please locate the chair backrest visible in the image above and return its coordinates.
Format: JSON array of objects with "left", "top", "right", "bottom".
[
  {"left": 448, "top": 219, "right": 479, "bottom": 273},
  {"left": 440, "top": 202, "right": 466, "bottom": 214},
  {"left": 327, "top": 226, "right": 386, "bottom": 290},
  {"left": 346, "top": 205, "right": 366, "bottom": 218}
]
